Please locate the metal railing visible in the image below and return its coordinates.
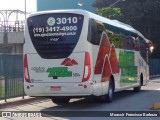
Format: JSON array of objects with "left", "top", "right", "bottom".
[
  {"left": 0, "top": 21, "right": 25, "bottom": 32},
  {"left": 0, "top": 54, "right": 24, "bottom": 102}
]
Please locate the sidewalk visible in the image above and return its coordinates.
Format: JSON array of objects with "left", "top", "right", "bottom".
[{"left": 0, "top": 96, "right": 45, "bottom": 109}]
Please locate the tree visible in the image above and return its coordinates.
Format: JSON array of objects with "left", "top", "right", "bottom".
[
  {"left": 93, "top": 0, "right": 160, "bottom": 58},
  {"left": 97, "top": 7, "right": 123, "bottom": 20}
]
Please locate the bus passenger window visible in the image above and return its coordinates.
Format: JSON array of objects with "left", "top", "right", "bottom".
[
  {"left": 87, "top": 19, "right": 98, "bottom": 45},
  {"left": 122, "top": 35, "right": 136, "bottom": 50},
  {"left": 106, "top": 30, "right": 123, "bottom": 48},
  {"left": 139, "top": 38, "right": 147, "bottom": 61},
  {"left": 87, "top": 19, "right": 105, "bottom": 45},
  {"left": 97, "top": 23, "right": 105, "bottom": 41},
  {"left": 134, "top": 37, "right": 140, "bottom": 51}
]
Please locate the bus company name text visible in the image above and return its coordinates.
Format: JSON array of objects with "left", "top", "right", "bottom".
[{"left": 46, "top": 67, "right": 72, "bottom": 77}]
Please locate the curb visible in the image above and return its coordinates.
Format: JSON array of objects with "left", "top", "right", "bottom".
[{"left": 0, "top": 96, "right": 46, "bottom": 109}]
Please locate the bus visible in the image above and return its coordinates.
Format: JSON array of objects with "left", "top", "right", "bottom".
[{"left": 24, "top": 9, "right": 153, "bottom": 104}]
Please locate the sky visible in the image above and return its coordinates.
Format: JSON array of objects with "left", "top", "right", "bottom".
[{"left": 0, "top": 0, "right": 37, "bottom": 21}]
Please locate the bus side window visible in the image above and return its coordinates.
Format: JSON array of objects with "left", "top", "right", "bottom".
[
  {"left": 139, "top": 38, "right": 147, "bottom": 61},
  {"left": 87, "top": 19, "right": 105, "bottom": 45},
  {"left": 97, "top": 23, "right": 105, "bottom": 42},
  {"left": 122, "top": 35, "right": 136, "bottom": 50},
  {"left": 134, "top": 37, "right": 140, "bottom": 51},
  {"left": 102, "top": 23, "right": 124, "bottom": 48},
  {"left": 87, "top": 19, "right": 98, "bottom": 45},
  {"left": 106, "top": 30, "right": 123, "bottom": 48}
]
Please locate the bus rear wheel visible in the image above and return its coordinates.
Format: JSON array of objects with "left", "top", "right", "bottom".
[
  {"left": 105, "top": 79, "right": 114, "bottom": 102},
  {"left": 51, "top": 97, "right": 70, "bottom": 105},
  {"left": 94, "top": 79, "right": 114, "bottom": 103}
]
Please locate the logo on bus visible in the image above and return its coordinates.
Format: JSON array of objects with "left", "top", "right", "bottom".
[
  {"left": 46, "top": 67, "right": 72, "bottom": 78},
  {"left": 47, "top": 17, "right": 56, "bottom": 26},
  {"left": 61, "top": 58, "right": 78, "bottom": 66}
]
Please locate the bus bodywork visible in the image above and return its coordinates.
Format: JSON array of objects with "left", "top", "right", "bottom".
[{"left": 24, "top": 9, "right": 152, "bottom": 103}]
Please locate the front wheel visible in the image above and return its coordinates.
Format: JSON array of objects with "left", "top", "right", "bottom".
[{"left": 133, "top": 74, "right": 143, "bottom": 92}]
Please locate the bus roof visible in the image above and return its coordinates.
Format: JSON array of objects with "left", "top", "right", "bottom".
[
  {"left": 29, "top": 9, "right": 149, "bottom": 43},
  {"left": 87, "top": 10, "right": 149, "bottom": 43}
]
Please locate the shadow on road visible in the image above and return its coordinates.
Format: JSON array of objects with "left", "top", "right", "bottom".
[
  {"left": 40, "top": 89, "right": 159, "bottom": 117},
  {"left": 1, "top": 88, "right": 160, "bottom": 118}
]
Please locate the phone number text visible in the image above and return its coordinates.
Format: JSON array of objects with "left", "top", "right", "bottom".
[{"left": 33, "top": 26, "right": 77, "bottom": 33}]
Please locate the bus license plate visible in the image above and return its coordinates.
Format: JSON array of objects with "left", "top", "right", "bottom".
[{"left": 50, "top": 86, "right": 61, "bottom": 91}]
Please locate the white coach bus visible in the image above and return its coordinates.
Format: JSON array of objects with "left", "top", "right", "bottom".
[{"left": 24, "top": 9, "right": 153, "bottom": 104}]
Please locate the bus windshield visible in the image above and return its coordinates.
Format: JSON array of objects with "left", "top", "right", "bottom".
[{"left": 27, "top": 13, "right": 84, "bottom": 59}]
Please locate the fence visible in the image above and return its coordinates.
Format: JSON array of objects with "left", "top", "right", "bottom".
[
  {"left": 149, "top": 58, "right": 160, "bottom": 79},
  {"left": 0, "top": 54, "right": 24, "bottom": 101},
  {"left": 0, "top": 21, "right": 25, "bottom": 32}
]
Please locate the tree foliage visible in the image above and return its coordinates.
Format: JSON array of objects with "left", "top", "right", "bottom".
[
  {"left": 93, "top": 0, "right": 160, "bottom": 58},
  {"left": 97, "top": 7, "right": 123, "bottom": 19}
]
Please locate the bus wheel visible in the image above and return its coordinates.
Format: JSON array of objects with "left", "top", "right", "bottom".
[
  {"left": 133, "top": 74, "right": 143, "bottom": 92},
  {"left": 133, "top": 85, "right": 141, "bottom": 92},
  {"left": 133, "top": 83, "right": 141, "bottom": 92},
  {"left": 104, "top": 79, "right": 114, "bottom": 103},
  {"left": 51, "top": 97, "right": 70, "bottom": 105}
]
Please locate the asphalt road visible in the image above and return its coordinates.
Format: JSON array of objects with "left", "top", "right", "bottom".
[{"left": 0, "top": 79, "right": 160, "bottom": 120}]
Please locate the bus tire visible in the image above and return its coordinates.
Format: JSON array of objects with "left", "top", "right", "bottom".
[
  {"left": 104, "top": 79, "right": 114, "bottom": 103},
  {"left": 133, "top": 74, "right": 143, "bottom": 92},
  {"left": 133, "top": 85, "right": 141, "bottom": 92},
  {"left": 51, "top": 97, "right": 70, "bottom": 105}
]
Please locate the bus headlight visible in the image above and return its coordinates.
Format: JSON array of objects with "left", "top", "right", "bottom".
[{"left": 150, "top": 46, "right": 154, "bottom": 53}]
